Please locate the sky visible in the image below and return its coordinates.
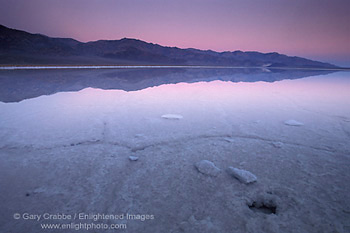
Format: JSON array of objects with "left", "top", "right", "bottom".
[{"left": 0, "top": 0, "right": 349, "bottom": 66}]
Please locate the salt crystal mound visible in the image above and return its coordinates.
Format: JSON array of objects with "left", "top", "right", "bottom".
[
  {"left": 195, "top": 160, "right": 221, "bottom": 177},
  {"left": 284, "top": 119, "right": 304, "bottom": 126},
  {"left": 227, "top": 167, "right": 257, "bottom": 184},
  {"left": 129, "top": 156, "right": 139, "bottom": 161},
  {"left": 161, "top": 114, "right": 183, "bottom": 120},
  {"left": 271, "top": 142, "right": 284, "bottom": 148}
]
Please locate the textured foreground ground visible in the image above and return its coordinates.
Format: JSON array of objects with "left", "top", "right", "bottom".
[{"left": 1, "top": 75, "right": 350, "bottom": 232}]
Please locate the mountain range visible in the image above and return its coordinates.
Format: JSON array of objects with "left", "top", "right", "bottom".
[{"left": 0, "top": 24, "right": 338, "bottom": 68}]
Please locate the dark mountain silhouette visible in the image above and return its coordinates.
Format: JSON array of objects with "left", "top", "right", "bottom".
[{"left": 0, "top": 24, "right": 338, "bottom": 68}]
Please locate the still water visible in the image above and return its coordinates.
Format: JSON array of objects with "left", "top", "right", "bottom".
[
  {"left": 0, "top": 68, "right": 349, "bottom": 232},
  {"left": 0, "top": 68, "right": 349, "bottom": 150}
]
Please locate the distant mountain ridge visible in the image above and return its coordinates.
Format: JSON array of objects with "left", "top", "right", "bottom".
[{"left": 0, "top": 24, "right": 338, "bottom": 68}]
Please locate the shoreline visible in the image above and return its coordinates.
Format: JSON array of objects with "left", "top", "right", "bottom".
[{"left": 0, "top": 65, "right": 349, "bottom": 71}]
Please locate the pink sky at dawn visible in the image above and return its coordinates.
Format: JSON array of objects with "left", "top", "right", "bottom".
[{"left": 0, "top": 0, "right": 349, "bottom": 66}]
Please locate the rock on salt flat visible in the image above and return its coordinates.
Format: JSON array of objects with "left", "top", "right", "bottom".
[
  {"left": 195, "top": 160, "right": 221, "bottom": 177},
  {"left": 161, "top": 114, "right": 183, "bottom": 120},
  {"left": 284, "top": 119, "right": 304, "bottom": 126},
  {"left": 129, "top": 156, "right": 139, "bottom": 161},
  {"left": 227, "top": 167, "right": 257, "bottom": 184}
]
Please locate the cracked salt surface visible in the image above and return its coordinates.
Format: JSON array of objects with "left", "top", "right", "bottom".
[{"left": 1, "top": 71, "right": 350, "bottom": 232}]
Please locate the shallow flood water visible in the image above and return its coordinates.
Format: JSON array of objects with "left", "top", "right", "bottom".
[{"left": 0, "top": 69, "right": 349, "bottom": 232}]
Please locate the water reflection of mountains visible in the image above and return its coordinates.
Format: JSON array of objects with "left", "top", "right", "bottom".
[{"left": 0, "top": 68, "right": 335, "bottom": 102}]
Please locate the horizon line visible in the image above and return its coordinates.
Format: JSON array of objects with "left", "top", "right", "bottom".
[{"left": 0, "top": 65, "right": 349, "bottom": 71}]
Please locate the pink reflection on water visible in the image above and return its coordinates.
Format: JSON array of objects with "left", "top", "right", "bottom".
[{"left": 60, "top": 73, "right": 350, "bottom": 120}]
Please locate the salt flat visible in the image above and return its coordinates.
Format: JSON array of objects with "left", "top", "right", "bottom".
[{"left": 0, "top": 71, "right": 349, "bottom": 232}]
